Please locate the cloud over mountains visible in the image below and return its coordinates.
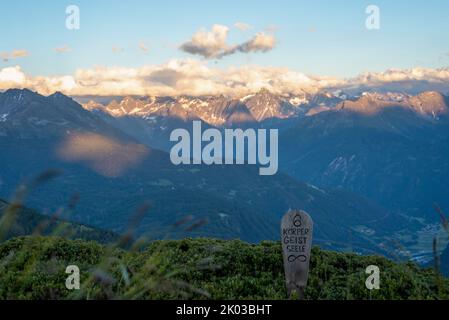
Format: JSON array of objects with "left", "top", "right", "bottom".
[
  {"left": 1, "top": 61, "right": 449, "bottom": 97},
  {"left": 179, "top": 24, "right": 276, "bottom": 59}
]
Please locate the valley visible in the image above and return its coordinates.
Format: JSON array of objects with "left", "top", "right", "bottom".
[{"left": 1, "top": 88, "right": 448, "bottom": 266}]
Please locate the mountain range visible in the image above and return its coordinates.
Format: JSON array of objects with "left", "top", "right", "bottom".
[
  {"left": 1, "top": 88, "right": 449, "bottom": 263},
  {"left": 81, "top": 89, "right": 448, "bottom": 126}
]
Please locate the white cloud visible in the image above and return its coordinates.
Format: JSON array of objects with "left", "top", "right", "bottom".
[
  {"left": 11, "top": 50, "right": 28, "bottom": 58},
  {"left": 139, "top": 41, "right": 149, "bottom": 53},
  {"left": 245, "top": 33, "right": 276, "bottom": 52},
  {"left": 2, "top": 63, "right": 449, "bottom": 97},
  {"left": 0, "top": 49, "right": 29, "bottom": 62},
  {"left": 340, "top": 67, "right": 449, "bottom": 94},
  {"left": 358, "top": 68, "right": 448, "bottom": 83},
  {"left": 0, "top": 66, "right": 27, "bottom": 88},
  {"left": 54, "top": 45, "right": 72, "bottom": 54},
  {"left": 218, "top": 32, "right": 276, "bottom": 58},
  {"left": 112, "top": 46, "right": 124, "bottom": 54},
  {"left": 234, "top": 22, "right": 252, "bottom": 31},
  {"left": 180, "top": 24, "right": 276, "bottom": 59},
  {"left": 0, "top": 61, "right": 319, "bottom": 96},
  {"left": 180, "top": 24, "right": 230, "bottom": 58}
]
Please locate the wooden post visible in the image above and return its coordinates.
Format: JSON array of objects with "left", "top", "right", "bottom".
[{"left": 281, "top": 209, "right": 313, "bottom": 299}]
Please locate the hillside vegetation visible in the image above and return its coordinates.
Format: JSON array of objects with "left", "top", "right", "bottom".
[
  {"left": 0, "top": 236, "right": 448, "bottom": 300},
  {"left": 0, "top": 199, "right": 119, "bottom": 244}
]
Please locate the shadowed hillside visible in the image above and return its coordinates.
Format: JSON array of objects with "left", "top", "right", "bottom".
[{"left": 0, "top": 199, "right": 118, "bottom": 243}]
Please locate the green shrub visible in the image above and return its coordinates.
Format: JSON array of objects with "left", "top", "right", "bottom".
[{"left": 0, "top": 236, "right": 447, "bottom": 300}]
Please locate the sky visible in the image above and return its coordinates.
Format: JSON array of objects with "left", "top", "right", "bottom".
[{"left": 1, "top": 0, "right": 449, "bottom": 96}]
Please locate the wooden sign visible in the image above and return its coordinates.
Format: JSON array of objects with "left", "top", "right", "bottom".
[{"left": 281, "top": 209, "right": 313, "bottom": 299}]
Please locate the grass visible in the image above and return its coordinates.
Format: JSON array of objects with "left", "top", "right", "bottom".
[
  {"left": 0, "top": 236, "right": 448, "bottom": 300},
  {"left": 0, "top": 171, "right": 448, "bottom": 300}
]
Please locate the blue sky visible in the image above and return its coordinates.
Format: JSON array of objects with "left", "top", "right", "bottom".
[
  {"left": 1, "top": 0, "right": 449, "bottom": 97},
  {"left": 1, "top": 0, "right": 448, "bottom": 78}
]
